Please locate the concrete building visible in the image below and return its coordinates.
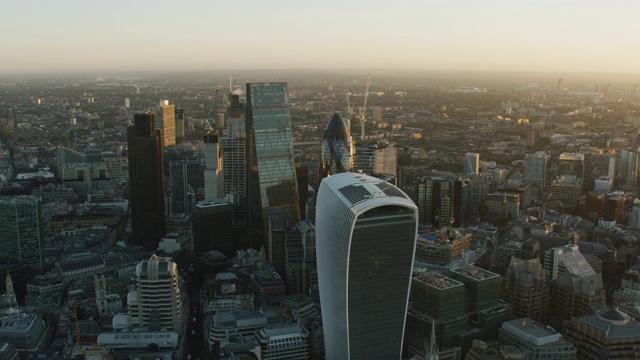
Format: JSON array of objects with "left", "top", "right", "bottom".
[
  {"left": 128, "top": 255, "right": 183, "bottom": 331},
  {"left": 565, "top": 308, "right": 640, "bottom": 360},
  {"left": 558, "top": 153, "right": 584, "bottom": 179},
  {"left": 550, "top": 175, "right": 582, "bottom": 210},
  {"left": 353, "top": 140, "right": 397, "bottom": 178},
  {"left": 255, "top": 323, "right": 310, "bottom": 360},
  {"left": 501, "top": 257, "right": 548, "bottom": 323},
  {"left": 0, "top": 313, "right": 46, "bottom": 351},
  {"left": 316, "top": 172, "right": 418, "bottom": 360},
  {"left": 499, "top": 318, "right": 576, "bottom": 360},
  {"left": 204, "top": 309, "right": 285, "bottom": 350}
]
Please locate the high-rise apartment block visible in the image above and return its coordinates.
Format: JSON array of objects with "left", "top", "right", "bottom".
[
  {"left": 128, "top": 113, "right": 165, "bottom": 250},
  {"left": 0, "top": 196, "right": 43, "bottom": 273},
  {"left": 156, "top": 100, "right": 176, "bottom": 148},
  {"left": 246, "top": 83, "right": 300, "bottom": 250},
  {"left": 316, "top": 172, "right": 418, "bottom": 360}
]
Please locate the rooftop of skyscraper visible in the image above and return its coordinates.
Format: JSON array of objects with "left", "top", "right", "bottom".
[
  {"left": 415, "top": 273, "right": 464, "bottom": 290},
  {"left": 452, "top": 265, "right": 501, "bottom": 281}
]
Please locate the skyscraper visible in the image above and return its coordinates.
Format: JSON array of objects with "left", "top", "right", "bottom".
[
  {"left": 128, "top": 113, "right": 165, "bottom": 250},
  {"left": 316, "top": 172, "right": 418, "bottom": 360},
  {"left": 246, "top": 83, "right": 300, "bottom": 250},
  {"left": 465, "top": 152, "right": 480, "bottom": 175},
  {"left": 0, "top": 196, "right": 43, "bottom": 273},
  {"left": 168, "top": 160, "right": 198, "bottom": 215},
  {"left": 203, "top": 132, "right": 222, "bottom": 201},
  {"left": 317, "top": 113, "right": 352, "bottom": 183},
  {"left": 174, "top": 108, "right": 185, "bottom": 145},
  {"left": 220, "top": 97, "right": 247, "bottom": 226},
  {"left": 192, "top": 200, "right": 234, "bottom": 258},
  {"left": 524, "top": 153, "right": 547, "bottom": 188},
  {"left": 155, "top": 100, "right": 176, "bottom": 148}
]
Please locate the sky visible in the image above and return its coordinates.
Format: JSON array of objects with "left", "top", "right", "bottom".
[{"left": 1, "top": 0, "right": 638, "bottom": 74}]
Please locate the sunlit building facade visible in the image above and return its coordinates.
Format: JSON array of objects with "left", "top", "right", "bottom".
[
  {"left": 318, "top": 113, "right": 352, "bottom": 182},
  {"left": 316, "top": 172, "right": 418, "bottom": 360}
]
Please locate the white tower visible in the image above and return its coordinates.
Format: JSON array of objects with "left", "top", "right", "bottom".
[{"left": 5, "top": 274, "right": 16, "bottom": 308}]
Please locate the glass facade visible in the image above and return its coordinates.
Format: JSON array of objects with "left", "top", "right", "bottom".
[
  {"left": 0, "top": 196, "right": 43, "bottom": 273},
  {"left": 246, "top": 83, "right": 300, "bottom": 249}
]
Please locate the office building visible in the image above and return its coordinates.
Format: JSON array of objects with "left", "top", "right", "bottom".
[
  {"left": 0, "top": 312, "right": 47, "bottom": 351},
  {"left": 97, "top": 331, "right": 179, "bottom": 358},
  {"left": 168, "top": 160, "right": 198, "bottom": 215},
  {"left": 353, "top": 140, "right": 397, "bottom": 178},
  {"left": 565, "top": 308, "right": 640, "bottom": 360},
  {"left": 0, "top": 196, "right": 43, "bottom": 273},
  {"left": 220, "top": 115, "right": 247, "bottom": 226},
  {"left": 255, "top": 324, "right": 310, "bottom": 360},
  {"left": 583, "top": 153, "right": 615, "bottom": 193},
  {"left": 204, "top": 132, "right": 222, "bottom": 201},
  {"left": 524, "top": 153, "right": 546, "bottom": 188},
  {"left": 501, "top": 257, "right": 548, "bottom": 323},
  {"left": 57, "top": 146, "right": 85, "bottom": 172},
  {"left": 316, "top": 172, "right": 418, "bottom": 360},
  {"left": 174, "top": 108, "right": 185, "bottom": 145},
  {"left": 192, "top": 200, "right": 233, "bottom": 258},
  {"left": 550, "top": 175, "right": 582, "bottom": 210},
  {"left": 318, "top": 113, "right": 352, "bottom": 182},
  {"left": 127, "top": 113, "right": 165, "bottom": 250},
  {"left": 246, "top": 82, "right": 300, "bottom": 250},
  {"left": 465, "top": 340, "right": 524, "bottom": 360},
  {"left": 548, "top": 271, "right": 605, "bottom": 332},
  {"left": 543, "top": 244, "right": 589, "bottom": 281},
  {"left": 451, "top": 266, "right": 501, "bottom": 314},
  {"left": 416, "top": 176, "right": 450, "bottom": 227},
  {"left": 558, "top": 153, "right": 584, "bottom": 179},
  {"left": 499, "top": 318, "right": 576, "bottom": 360},
  {"left": 204, "top": 309, "right": 285, "bottom": 350},
  {"left": 465, "top": 152, "right": 480, "bottom": 175},
  {"left": 155, "top": 100, "right": 176, "bottom": 148},
  {"left": 128, "top": 255, "right": 183, "bottom": 331}
]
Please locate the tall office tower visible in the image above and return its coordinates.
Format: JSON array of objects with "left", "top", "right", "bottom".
[
  {"left": 558, "top": 78, "right": 564, "bottom": 91},
  {"left": 524, "top": 153, "right": 547, "bottom": 188},
  {"left": 501, "top": 257, "right": 548, "bottom": 323},
  {"left": 416, "top": 176, "right": 449, "bottom": 227},
  {"left": 220, "top": 117, "right": 247, "bottom": 226},
  {"left": 0, "top": 196, "right": 43, "bottom": 273},
  {"left": 316, "top": 172, "right": 418, "bottom": 360},
  {"left": 565, "top": 308, "right": 640, "bottom": 360},
  {"left": 453, "top": 179, "right": 471, "bottom": 227},
  {"left": 246, "top": 83, "right": 300, "bottom": 250},
  {"left": 296, "top": 164, "right": 309, "bottom": 220},
  {"left": 465, "top": 152, "right": 480, "bottom": 175},
  {"left": 203, "top": 132, "right": 222, "bottom": 201},
  {"left": 128, "top": 255, "right": 183, "bottom": 331},
  {"left": 168, "top": 160, "right": 198, "bottom": 215},
  {"left": 155, "top": 100, "right": 176, "bottom": 148},
  {"left": 583, "top": 153, "right": 615, "bottom": 192},
  {"left": 499, "top": 318, "right": 577, "bottom": 359},
  {"left": 317, "top": 113, "right": 352, "bottom": 183},
  {"left": 543, "top": 244, "right": 589, "bottom": 281},
  {"left": 625, "top": 150, "right": 638, "bottom": 186},
  {"left": 353, "top": 140, "right": 397, "bottom": 177},
  {"left": 558, "top": 153, "right": 585, "bottom": 179},
  {"left": 128, "top": 113, "right": 166, "bottom": 250},
  {"left": 174, "top": 108, "right": 185, "bottom": 145},
  {"left": 192, "top": 200, "right": 234, "bottom": 258}
]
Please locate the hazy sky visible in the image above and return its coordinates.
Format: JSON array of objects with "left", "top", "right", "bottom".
[{"left": 1, "top": 0, "right": 638, "bottom": 74}]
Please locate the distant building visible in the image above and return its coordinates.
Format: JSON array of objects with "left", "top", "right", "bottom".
[
  {"left": 174, "top": 108, "right": 185, "bottom": 145},
  {"left": 550, "top": 175, "right": 582, "bottom": 210},
  {"left": 353, "top": 140, "right": 397, "bottom": 178},
  {"left": 220, "top": 97, "right": 247, "bottom": 226},
  {"left": 203, "top": 132, "right": 222, "bottom": 201},
  {"left": 558, "top": 153, "right": 584, "bottom": 179},
  {"left": 465, "top": 152, "right": 480, "bottom": 175},
  {"left": 0, "top": 196, "right": 43, "bottom": 273},
  {"left": 155, "top": 100, "right": 176, "bottom": 148},
  {"left": 317, "top": 113, "right": 352, "bottom": 182}
]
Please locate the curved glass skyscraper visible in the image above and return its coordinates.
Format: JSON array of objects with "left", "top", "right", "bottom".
[
  {"left": 318, "top": 113, "right": 352, "bottom": 181},
  {"left": 316, "top": 172, "right": 418, "bottom": 360}
]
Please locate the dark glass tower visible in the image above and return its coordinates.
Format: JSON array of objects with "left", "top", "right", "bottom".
[
  {"left": 128, "top": 113, "right": 166, "bottom": 250},
  {"left": 175, "top": 108, "right": 185, "bottom": 145},
  {"left": 246, "top": 83, "right": 300, "bottom": 250}
]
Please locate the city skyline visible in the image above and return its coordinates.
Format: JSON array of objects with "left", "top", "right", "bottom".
[{"left": 2, "top": 0, "right": 639, "bottom": 74}]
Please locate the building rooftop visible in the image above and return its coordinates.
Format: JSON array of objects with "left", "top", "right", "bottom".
[
  {"left": 414, "top": 273, "right": 464, "bottom": 289},
  {"left": 502, "top": 318, "right": 563, "bottom": 346},
  {"left": 452, "top": 265, "right": 500, "bottom": 281},
  {"left": 576, "top": 308, "right": 640, "bottom": 339}
]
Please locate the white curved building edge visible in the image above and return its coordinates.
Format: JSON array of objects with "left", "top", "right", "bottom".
[{"left": 316, "top": 172, "right": 418, "bottom": 360}]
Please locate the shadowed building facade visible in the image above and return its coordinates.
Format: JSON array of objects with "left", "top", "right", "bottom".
[
  {"left": 316, "top": 172, "right": 418, "bottom": 360},
  {"left": 246, "top": 83, "right": 300, "bottom": 250},
  {"left": 128, "top": 113, "right": 166, "bottom": 250}
]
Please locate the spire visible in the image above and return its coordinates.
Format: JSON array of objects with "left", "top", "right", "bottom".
[{"left": 426, "top": 320, "right": 439, "bottom": 360}]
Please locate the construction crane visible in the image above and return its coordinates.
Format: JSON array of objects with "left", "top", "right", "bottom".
[
  {"left": 360, "top": 74, "right": 371, "bottom": 140},
  {"left": 204, "top": 119, "right": 214, "bottom": 132}
]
